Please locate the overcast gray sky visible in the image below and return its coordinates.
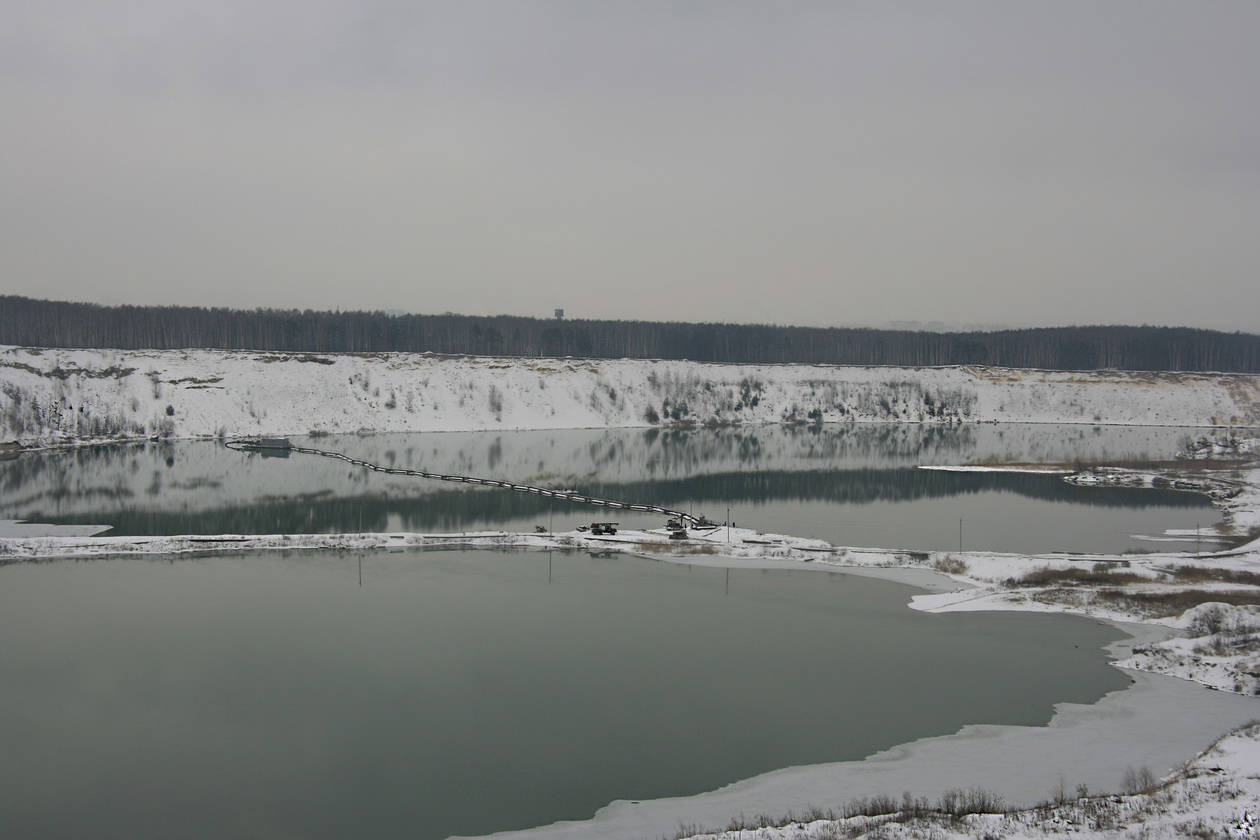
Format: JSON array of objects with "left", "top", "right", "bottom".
[{"left": 2, "top": 1, "right": 1257, "bottom": 332}]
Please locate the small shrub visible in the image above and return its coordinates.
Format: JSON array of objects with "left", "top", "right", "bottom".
[
  {"left": 488, "top": 385, "right": 504, "bottom": 420},
  {"left": 1120, "top": 765, "right": 1157, "bottom": 795},
  {"left": 933, "top": 554, "right": 968, "bottom": 575},
  {"left": 939, "top": 787, "right": 1006, "bottom": 817},
  {"left": 1007, "top": 565, "right": 1147, "bottom": 588},
  {"left": 634, "top": 542, "right": 717, "bottom": 556},
  {"left": 1095, "top": 589, "right": 1260, "bottom": 617},
  {"left": 1166, "top": 565, "right": 1260, "bottom": 587},
  {"left": 1189, "top": 604, "right": 1230, "bottom": 637}
]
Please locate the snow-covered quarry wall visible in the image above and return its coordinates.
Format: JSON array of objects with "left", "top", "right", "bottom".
[{"left": 2, "top": 345, "right": 1259, "bottom": 444}]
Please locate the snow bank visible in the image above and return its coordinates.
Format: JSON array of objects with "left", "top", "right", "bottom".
[
  {"left": 3, "top": 346, "right": 1258, "bottom": 445},
  {"left": 661, "top": 722, "right": 1260, "bottom": 840}
]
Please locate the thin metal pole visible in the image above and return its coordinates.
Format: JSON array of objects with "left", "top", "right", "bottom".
[{"left": 959, "top": 518, "right": 963, "bottom": 553}]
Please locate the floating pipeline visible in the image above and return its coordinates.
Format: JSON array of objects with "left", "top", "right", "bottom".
[{"left": 224, "top": 437, "right": 704, "bottom": 527}]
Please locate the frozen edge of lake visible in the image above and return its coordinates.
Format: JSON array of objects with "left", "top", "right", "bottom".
[
  {"left": 470, "top": 679, "right": 1257, "bottom": 840},
  {"left": 461, "top": 554, "right": 1259, "bottom": 840}
]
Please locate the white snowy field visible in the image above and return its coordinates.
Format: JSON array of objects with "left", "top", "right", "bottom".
[{"left": 3, "top": 345, "right": 1259, "bottom": 445}]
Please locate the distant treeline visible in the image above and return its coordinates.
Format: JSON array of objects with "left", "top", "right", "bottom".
[{"left": 2, "top": 295, "right": 1258, "bottom": 373}]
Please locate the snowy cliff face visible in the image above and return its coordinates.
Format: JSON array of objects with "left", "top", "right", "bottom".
[{"left": 2, "top": 345, "right": 1258, "bottom": 445}]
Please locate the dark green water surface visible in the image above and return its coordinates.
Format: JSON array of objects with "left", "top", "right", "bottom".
[{"left": 0, "top": 549, "right": 1127, "bottom": 840}]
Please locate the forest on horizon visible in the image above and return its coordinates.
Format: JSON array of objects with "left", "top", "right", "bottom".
[{"left": 2, "top": 296, "right": 1258, "bottom": 374}]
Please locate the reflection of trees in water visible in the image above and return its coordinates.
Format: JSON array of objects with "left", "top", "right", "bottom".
[
  {"left": 0, "top": 440, "right": 175, "bottom": 500},
  {"left": 3, "top": 424, "right": 1198, "bottom": 518},
  {"left": 294, "top": 425, "right": 983, "bottom": 479},
  {"left": 19, "top": 487, "right": 553, "bottom": 536},
  {"left": 635, "top": 425, "right": 978, "bottom": 473},
  {"left": 19, "top": 468, "right": 1211, "bottom": 536}
]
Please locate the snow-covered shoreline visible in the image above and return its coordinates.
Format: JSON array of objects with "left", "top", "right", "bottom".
[{"left": 4, "top": 345, "right": 1259, "bottom": 446}]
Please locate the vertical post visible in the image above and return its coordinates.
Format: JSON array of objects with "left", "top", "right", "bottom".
[
  {"left": 959, "top": 518, "right": 963, "bottom": 553},
  {"left": 727, "top": 506, "right": 730, "bottom": 544},
  {"left": 358, "top": 556, "right": 362, "bottom": 587},
  {"left": 725, "top": 567, "right": 730, "bottom": 596}
]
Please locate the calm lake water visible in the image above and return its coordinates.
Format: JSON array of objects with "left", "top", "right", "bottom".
[
  {"left": 0, "top": 424, "right": 1221, "bottom": 553},
  {"left": 0, "top": 549, "right": 1128, "bottom": 840}
]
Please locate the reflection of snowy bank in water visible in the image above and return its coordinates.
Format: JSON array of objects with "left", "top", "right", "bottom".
[
  {"left": 1, "top": 456, "right": 1223, "bottom": 556},
  {"left": 0, "top": 423, "right": 1215, "bottom": 523}
]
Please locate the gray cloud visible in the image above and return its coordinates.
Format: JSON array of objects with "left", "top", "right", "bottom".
[{"left": 2, "top": 1, "right": 1257, "bottom": 333}]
